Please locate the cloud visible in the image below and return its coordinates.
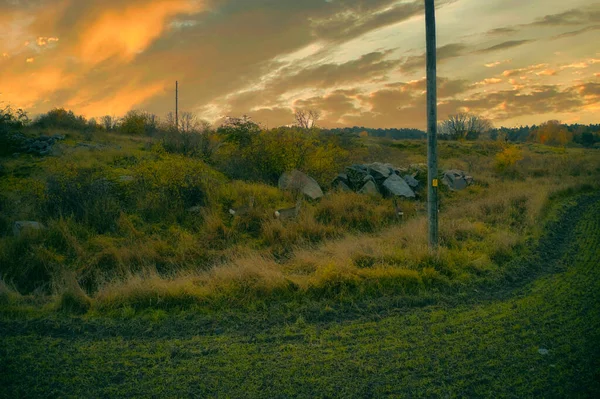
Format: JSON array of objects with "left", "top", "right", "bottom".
[
  {"left": 502, "top": 63, "right": 549, "bottom": 77},
  {"left": 551, "top": 24, "right": 600, "bottom": 39},
  {"left": 486, "top": 27, "right": 518, "bottom": 36},
  {"left": 531, "top": 6, "right": 600, "bottom": 26},
  {"left": 400, "top": 43, "right": 468, "bottom": 74},
  {"left": 484, "top": 59, "right": 511, "bottom": 68},
  {"left": 310, "top": 0, "right": 423, "bottom": 43},
  {"left": 536, "top": 69, "right": 557, "bottom": 76},
  {"left": 1, "top": 0, "right": 599, "bottom": 129},
  {"left": 75, "top": 0, "right": 203, "bottom": 65},
  {"left": 475, "top": 78, "right": 503, "bottom": 86},
  {"left": 475, "top": 40, "right": 534, "bottom": 54}
]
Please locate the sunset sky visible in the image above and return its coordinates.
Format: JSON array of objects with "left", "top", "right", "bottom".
[{"left": 1, "top": 0, "right": 599, "bottom": 129}]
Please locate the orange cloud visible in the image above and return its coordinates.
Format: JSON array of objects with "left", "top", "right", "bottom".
[
  {"left": 476, "top": 78, "right": 503, "bottom": 86},
  {"left": 536, "top": 69, "right": 557, "bottom": 76},
  {"left": 502, "top": 63, "right": 548, "bottom": 77},
  {"left": 69, "top": 81, "right": 168, "bottom": 117},
  {"left": 78, "top": 1, "right": 203, "bottom": 65},
  {"left": 36, "top": 37, "right": 59, "bottom": 47},
  {"left": 0, "top": 67, "right": 75, "bottom": 108},
  {"left": 484, "top": 59, "right": 511, "bottom": 68}
]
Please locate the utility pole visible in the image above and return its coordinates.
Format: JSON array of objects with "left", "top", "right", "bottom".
[
  {"left": 175, "top": 81, "right": 179, "bottom": 132},
  {"left": 425, "top": 0, "right": 438, "bottom": 249}
]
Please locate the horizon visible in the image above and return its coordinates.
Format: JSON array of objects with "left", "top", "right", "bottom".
[{"left": 1, "top": 0, "right": 599, "bottom": 129}]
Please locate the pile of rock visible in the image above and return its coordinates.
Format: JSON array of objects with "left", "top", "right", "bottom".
[
  {"left": 332, "top": 162, "right": 421, "bottom": 198},
  {"left": 17, "top": 134, "right": 65, "bottom": 156},
  {"left": 441, "top": 169, "right": 474, "bottom": 191}
]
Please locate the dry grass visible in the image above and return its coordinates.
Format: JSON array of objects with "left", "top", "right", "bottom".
[{"left": 1, "top": 139, "right": 599, "bottom": 311}]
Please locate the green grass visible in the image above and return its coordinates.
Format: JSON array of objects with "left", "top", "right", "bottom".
[{"left": 1, "top": 193, "right": 599, "bottom": 398}]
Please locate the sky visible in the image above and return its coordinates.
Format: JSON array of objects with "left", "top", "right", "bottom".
[{"left": 1, "top": 0, "right": 599, "bottom": 129}]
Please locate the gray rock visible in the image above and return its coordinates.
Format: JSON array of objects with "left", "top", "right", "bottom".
[
  {"left": 358, "top": 180, "right": 379, "bottom": 196},
  {"left": 331, "top": 173, "right": 350, "bottom": 187},
  {"left": 345, "top": 165, "right": 368, "bottom": 190},
  {"left": 382, "top": 174, "right": 416, "bottom": 198},
  {"left": 13, "top": 221, "right": 44, "bottom": 237},
  {"left": 278, "top": 170, "right": 324, "bottom": 200},
  {"left": 442, "top": 170, "right": 472, "bottom": 191},
  {"left": 403, "top": 174, "right": 419, "bottom": 188},
  {"left": 332, "top": 179, "right": 352, "bottom": 192},
  {"left": 187, "top": 206, "right": 202, "bottom": 214},
  {"left": 367, "top": 162, "right": 391, "bottom": 180},
  {"left": 363, "top": 174, "right": 376, "bottom": 184}
]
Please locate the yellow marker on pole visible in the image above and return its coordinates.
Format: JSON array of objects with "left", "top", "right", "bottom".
[{"left": 432, "top": 179, "right": 438, "bottom": 187}]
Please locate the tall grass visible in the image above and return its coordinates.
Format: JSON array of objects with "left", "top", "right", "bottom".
[{"left": 0, "top": 137, "right": 599, "bottom": 311}]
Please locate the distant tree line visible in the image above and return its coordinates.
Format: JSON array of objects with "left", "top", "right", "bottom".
[
  {"left": 2, "top": 106, "right": 599, "bottom": 152},
  {"left": 322, "top": 126, "right": 427, "bottom": 140},
  {"left": 491, "top": 122, "right": 600, "bottom": 147}
]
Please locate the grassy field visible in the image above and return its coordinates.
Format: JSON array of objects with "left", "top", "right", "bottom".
[
  {"left": 1, "top": 191, "right": 599, "bottom": 398},
  {"left": 1, "top": 128, "right": 600, "bottom": 396},
  {"left": 1, "top": 128, "right": 599, "bottom": 314}
]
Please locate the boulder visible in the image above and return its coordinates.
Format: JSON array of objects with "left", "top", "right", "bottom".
[
  {"left": 367, "top": 162, "right": 391, "bottom": 180},
  {"left": 403, "top": 174, "right": 419, "bottom": 188},
  {"left": 382, "top": 174, "right": 416, "bottom": 198},
  {"left": 345, "top": 165, "right": 368, "bottom": 190},
  {"left": 358, "top": 180, "right": 379, "bottom": 196},
  {"left": 332, "top": 179, "right": 352, "bottom": 192},
  {"left": 331, "top": 173, "right": 349, "bottom": 186},
  {"left": 13, "top": 221, "right": 44, "bottom": 237},
  {"left": 278, "top": 170, "right": 324, "bottom": 200},
  {"left": 442, "top": 169, "right": 472, "bottom": 191},
  {"left": 187, "top": 206, "right": 202, "bottom": 214}
]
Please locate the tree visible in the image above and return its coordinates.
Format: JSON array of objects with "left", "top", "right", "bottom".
[
  {"left": 100, "top": 115, "right": 119, "bottom": 131},
  {"left": 179, "top": 112, "right": 203, "bottom": 134},
  {"left": 294, "top": 109, "right": 321, "bottom": 129},
  {"left": 120, "top": 110, "right": 159, "bottom": 136},
  {"left": 439, "top": 113, "right": 493, "bottom": 141},
  {"left": 34, "top": 108, "right": 87, "bottom": 130},
  {"left": 217, "top": 115, "right": 261, "bottom": 147},
  {"left": 530, "top": 120, "right": 572, "bottom": 146}
]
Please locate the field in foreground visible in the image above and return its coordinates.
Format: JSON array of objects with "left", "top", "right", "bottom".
[{"left": 1, "top": 192, "right": 599, "bottom": 398}]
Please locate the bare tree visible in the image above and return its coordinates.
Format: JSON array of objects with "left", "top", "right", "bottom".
[
  {"left": 439, "top": 113, "right": 492, "bottom": 141},
  {"left": 100, "top": 115, "right": 119, "bottom": 131},
  {"left": 179, "top": 111, "right": 203, "bottom": 133},
  {"left": 294, "top": 109, "right": 321, "bottom": 129}
]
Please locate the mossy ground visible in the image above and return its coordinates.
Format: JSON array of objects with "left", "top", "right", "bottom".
[{"left": 1, "top": 193, "right": 599, "bottom": 398}]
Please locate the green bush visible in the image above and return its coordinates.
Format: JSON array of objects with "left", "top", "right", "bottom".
[
  {"left": 119, "top": 110, "right": 159, "bottom": 136},
  {"left": 45, "top": 168, "right": 123, "bottom": 233},
  {"left": 34, "top": 108, "right": 88, "bottom": 131}
]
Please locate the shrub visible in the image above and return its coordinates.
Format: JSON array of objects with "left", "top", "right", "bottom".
[
  {"left": 34, "top": 108, "right": 88, "bottom": 130},
  {"left": 45, "top": 168, "right": 123, "bottom": 233},
  {"left": 119, "top": 110, "right": 159, "bottom": 136},
  {"left": 495, "top": 145, "right": 523, "bottom": 176},
  {"left": 0, "top": 105, "right": 30, "bottom": 155}
]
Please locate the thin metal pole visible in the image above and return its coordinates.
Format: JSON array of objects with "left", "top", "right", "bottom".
[
  {"left": 175, "top": 81, "right": 179, "bottom": 132},
  {"left": 425, "top": 0, "right": 438, "bottom": 249}
]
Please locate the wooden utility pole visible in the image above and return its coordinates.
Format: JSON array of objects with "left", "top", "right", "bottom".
[
  {"left": 175, "top": 81, "right": 179, "bottom": 132},
  {"left": 425, "top": 0, "right": 438, "bottom": 249}
]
